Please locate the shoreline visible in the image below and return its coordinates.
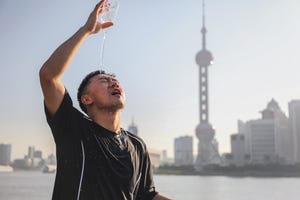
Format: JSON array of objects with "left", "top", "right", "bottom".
[
  {"left": 154, "top": 164, "right": 300, "bottom": 177},
  {"left": 154, "top": 170, "right": 300, "bottom": 177}
]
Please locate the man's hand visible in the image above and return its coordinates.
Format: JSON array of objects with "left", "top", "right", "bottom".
[{"left": 83, "top": 0, "right": 114, "bottom": 34}]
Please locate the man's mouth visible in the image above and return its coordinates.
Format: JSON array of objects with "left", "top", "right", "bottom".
[{"left": 111, "top": 89, "right": 121, "bottom": 96}]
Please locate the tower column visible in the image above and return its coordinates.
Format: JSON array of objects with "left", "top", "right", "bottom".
[{"left": 199, "top": 65, "right": 209, "bottom": 124}]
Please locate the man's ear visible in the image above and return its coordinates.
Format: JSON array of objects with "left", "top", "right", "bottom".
[{"left": 81, "top": 94, "right": 93, "bottom": 106}]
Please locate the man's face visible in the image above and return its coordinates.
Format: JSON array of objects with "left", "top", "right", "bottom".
[{"left": 84, "top": 74, "right": 125, "bottom": 112}]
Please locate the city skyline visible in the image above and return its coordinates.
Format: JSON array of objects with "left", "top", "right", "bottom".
[
  {"left": 2, "top": 97, "right": 299, "bottom": 162},
  {"left": 1, "top": 0, "right": 300, "bottom": 159}
]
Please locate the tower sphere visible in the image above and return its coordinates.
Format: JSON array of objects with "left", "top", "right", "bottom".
[
  {"left": 196, "top": 49, "right": 213, "bottom": 67},
  {"left": 195, "top": 123, "right": 215, "bottom": 141}
]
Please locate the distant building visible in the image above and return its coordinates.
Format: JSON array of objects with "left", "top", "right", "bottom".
[
  {"left": 160, "top": 150, "right": 173, "bottom": 165},
  {"left": 221, "top": 153, "right": 234, "bottom": 166},
  {"left": 46, "top": 154, "right": 57, "bottom": 165},
  {"left": 230, "top": 133, "right": 247, "bottom": 166},
  {"left": 13, "top": 158, "right": 30, "bottom": 169},
  {"left": 161, "top": 150, "right": 168, "bottom": 164},
  {"left": 243, "top": 99, "right": 291, "bottom": 164},
  {"left": 174, "top": 136, "right": 193, "bottom": 166},
  {"left": 21, "top": 146, "right": 44, "bottom": 169},
  {"left": 273, "top": 101, "right": 293, "bottom": 164},
  {"left": 128, "top": 118, "right": 138, "bottom": 136},
  {"left": 289, "top": 100, "right": 300, "bottom": 163},
  {"left": 148, "top": 149, "right": 161, "bottom": 169},
  {"left": 34, "top": 150, "right": 42, "bottom": 159},
  {"left": 0, "top": 144, "right": 11, "bottom": 165},
  {"left": 162, "top": 150, "right": 168, "bottom": 163},
  {"left": 28, "top": 146, "right": 35, "bottom": 159}
]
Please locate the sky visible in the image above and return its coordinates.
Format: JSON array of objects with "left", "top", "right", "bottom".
[{"left": 1, "top": 0, "right": 300, "bottom": 160}]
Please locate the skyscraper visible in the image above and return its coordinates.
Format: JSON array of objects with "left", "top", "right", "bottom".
[
  {"left": 174, "top": 136, "right": 193, "bottom": 166},
  {"left": 230, "top": 134, "right": 247, "bottom": 166},
  {"left": 243, "top": 99, "right": 291, "bottom": 164},
  {"left": 0, "top": 143, "right": 12, "bottom": 165},
  {"left": 128, "top": 118, "right": 138, "bottom": 135},
  {"left": 28, "top": 146, "right": 35, "bottom": 159},
  {"left": 194, "top": 0, "right": 220, "bottom": 169},
  {"left": 289, "top": 100, "right": 300, "bottom": 163}
]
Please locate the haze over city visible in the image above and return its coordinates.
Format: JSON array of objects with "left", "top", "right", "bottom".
[{"left": 1, "top": 0, "right": 300, "bottom": 159}]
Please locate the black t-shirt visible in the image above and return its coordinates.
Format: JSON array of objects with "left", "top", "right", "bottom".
[{"left": 45, "top": 91, "right": 157, "bottom": 200}]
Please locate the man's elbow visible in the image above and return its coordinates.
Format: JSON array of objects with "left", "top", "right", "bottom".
[
  {"left": 39, "top": 65, "right": 49, "bottom": 82},
  {"left": 39, "top": 63, "right": 55, "bottom": 85}
]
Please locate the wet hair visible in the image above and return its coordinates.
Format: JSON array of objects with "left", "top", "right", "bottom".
[{"left": 77, "top": 70, "right": 116, "bottom": 114}]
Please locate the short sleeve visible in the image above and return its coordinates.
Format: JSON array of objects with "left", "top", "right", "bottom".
[{"left": 44, "top": 91, "right": 82, "bottom": 144}]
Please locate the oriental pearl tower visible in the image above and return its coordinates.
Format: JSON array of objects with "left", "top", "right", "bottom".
[{"left": 195, "top": 0, "right": 220, "bottom": 169}]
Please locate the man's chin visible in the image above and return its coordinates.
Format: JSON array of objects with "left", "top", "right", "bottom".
[{"left": 110, "top": 102, "right": 125, "bottom": 111}]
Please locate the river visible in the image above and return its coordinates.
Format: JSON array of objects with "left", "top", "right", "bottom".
[{"left": 1, "top": 171, "right": 300, "bottom": 200}]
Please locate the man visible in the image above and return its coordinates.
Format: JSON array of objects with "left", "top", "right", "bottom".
[{"left": 39, "top": 1, "right": 172, "bottom": 199}]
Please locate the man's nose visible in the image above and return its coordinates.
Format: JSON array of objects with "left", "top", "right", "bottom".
[{"left": 111, "top": 80, "right": 119, "bottom": 88}]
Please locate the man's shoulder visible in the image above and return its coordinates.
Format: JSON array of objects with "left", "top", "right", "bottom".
[
  {"left": 125, "top": 131, "right": 148, "bottom": 151},
  {"left": 58, "top": 90, "right": 87, "bottom": 118},
  {"left": 125, "top": 131, "right": 143, "bottom": 142}
]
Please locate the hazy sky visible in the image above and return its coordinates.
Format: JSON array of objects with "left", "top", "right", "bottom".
[{"left": 1, "top": 0, "right": 300, "bottom": 159}]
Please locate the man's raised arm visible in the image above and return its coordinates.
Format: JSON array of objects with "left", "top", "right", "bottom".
[
  {"left": 39, "top": 0, "right": 113, "bottom": 116},
  {"left": 153, "top": 193, "right": 173, "bottom": 200}
]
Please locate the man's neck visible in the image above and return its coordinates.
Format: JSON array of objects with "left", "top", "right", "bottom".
[{"left": 89, "top": 110, "right": 121, "bottom": 133}]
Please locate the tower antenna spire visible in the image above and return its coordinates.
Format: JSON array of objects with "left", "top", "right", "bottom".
[
  {"left": 202, "top": 0, "right": 205, "bottom": 27},
  {"left": 201, "top": 0, "right": 207, "bottom": 50}
]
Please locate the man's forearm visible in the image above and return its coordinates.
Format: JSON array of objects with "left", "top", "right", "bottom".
[{"left": 153, "top": 193, "right": 173, "bottom": 200}]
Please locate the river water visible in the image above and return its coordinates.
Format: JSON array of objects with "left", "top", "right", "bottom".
[{"left": 1, "top": 171, "right": 300, "bottom": 200}]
